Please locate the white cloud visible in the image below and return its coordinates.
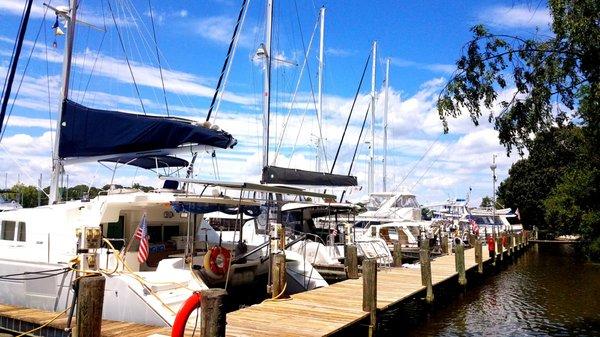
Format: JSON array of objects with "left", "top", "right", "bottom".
[
  {"left": 325, "top": 48, "right": 355, "bottom": 57},
  {"left": 480, "top": 5, "right": 552, "bottom": 29},
  {"left": 390, "top": 57, "right": 455, "bottom": 74}
]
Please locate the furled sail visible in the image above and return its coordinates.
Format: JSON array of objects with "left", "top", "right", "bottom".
[
  {"left": 58, "top": 100, "right": 237, "bottom": 159},
  {"left": 261, "top": 165, "right": 358, "bottom": 186}
]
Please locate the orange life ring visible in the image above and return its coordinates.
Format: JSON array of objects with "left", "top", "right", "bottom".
[
  {"left": 203, "top": 246, "right": 231, "bottom": 278},
  {"left": 171, "top": 292, "right": 201, "bottom": 337}
]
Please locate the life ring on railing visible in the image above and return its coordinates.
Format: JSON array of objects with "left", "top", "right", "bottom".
[
  {"left": 171, "top": 292, "right": 202, "bottom": 337},
  {"left": 203, "top": 246, "right": 231, "bottom": 278}
]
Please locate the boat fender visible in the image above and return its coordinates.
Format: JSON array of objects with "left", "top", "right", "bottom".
[
  {"left": 171, "top": 292, "right": 202, "bottom": 337},
  {"left": 203, "top": 246, "right": 231, "bottom": 278}
]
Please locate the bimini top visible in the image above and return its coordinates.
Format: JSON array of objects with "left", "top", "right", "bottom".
[
  {"left": 100, "top": 155, "right": 189, "bottom": 170},
  {"left": 58, "top": 100, "right": 237, "bottom": 159}
]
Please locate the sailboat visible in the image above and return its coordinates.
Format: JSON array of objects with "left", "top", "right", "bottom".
[{"left": 0, "top": 0, "right": 325, "bottom": 329}]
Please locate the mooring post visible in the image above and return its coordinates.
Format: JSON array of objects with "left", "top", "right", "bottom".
[
  {"left": 455, "top": 242, "right": 467, "bottom": 286},
  {"left": 201, "top": 289, "right": 227, "bottom": 337},
  {"left": 346, "top": 244, "right": 359, "bottom": 279},
  {"left": 441, "top": 232, "right": 449, "bottom": 254},
  {"left": 507, "top": 233, "right": 512, "bottom": 257},
  {"left": 497, "top": 233, "right": 503, "bottom": 262},
  {"left": 362, "top": 258, "right": 377, "bottom": 337},
  {"left": 419, "top": 239, "right": 434, "bottom": 303},
  {"left": 393, "top": 241, "right": 403, "bottom": 267},
  {"left": 272, "top": 252, "right": 287, "bottom": 299},
  {"left": 76, "top": 275, "right": 105, "bottom": 337},
  {"left": 475, "top": 238, "right": 483, "bottom": 274}
]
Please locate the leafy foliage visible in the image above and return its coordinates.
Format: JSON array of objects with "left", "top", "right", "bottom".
[
  {"left": 439, "top": 1, "right": 600, "bottom": 259},
  {"left": 480, "top": 196, "right": 493, "bottom": 208}
]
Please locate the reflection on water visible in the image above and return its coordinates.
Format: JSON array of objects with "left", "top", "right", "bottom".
[{"left": 339, "top": 244, "right": 600, "bottom": 336}]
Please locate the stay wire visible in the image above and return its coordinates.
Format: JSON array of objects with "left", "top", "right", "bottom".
[
  {"left": 330, "top": 52, "right": 372, "bottom": 174},
  {"left": 106, "top": 0, "right": 146, "bottom": 114},
  {"left": 340, "top": 104, "right": 370, "bottom": 202},
  {"left": 206, "top": 0, "right": 249, "bottom": 121},
  {"left": 147, "top": 0, "right": 169, "bottom": 116}
]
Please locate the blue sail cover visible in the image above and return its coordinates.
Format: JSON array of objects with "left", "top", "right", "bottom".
[{"left": 58, "top": 100, "right": 237, "bottom": 158}]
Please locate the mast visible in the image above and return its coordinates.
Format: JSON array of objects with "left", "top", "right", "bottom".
[
  {"left": 316, "top": 6, "right": 325, "bottom": 172},
  {"left": 368, "top": 41, "right": 377, "bottom": 195},
  {"left": 261, "top": 0, "right": 273, "bottom": 169},
  {"left": 383, "top": 57, "right": 389, "bottom": 192},
  {"left": 50, "top": 0, "right": 78, "bottom": 204}
]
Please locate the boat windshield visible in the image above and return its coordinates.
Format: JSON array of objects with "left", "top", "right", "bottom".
[{"left": 394, "top": 195, "right": 418, "bottom": 208}]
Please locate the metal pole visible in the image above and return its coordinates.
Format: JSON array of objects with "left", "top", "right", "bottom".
[
  {"left": 261, "top": 0, "right": 273, "bottom": 169},
  {"left": 490, "top": 154, "right": 497, "bottom": 235},
  {"left": 50, "top": 0, "right": 78, "bottom": 204},
  {"left": 369, "top": 41, "right": 377, "bottom": 195},
  {"left": 316, "top": 6, "right": 325, "bottom": 172},
  {"left": 383, "top": 57, "right": 389, "bottom": 192}
]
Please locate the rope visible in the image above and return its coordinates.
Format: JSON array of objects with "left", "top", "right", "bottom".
[
  {"left": 0, "top": 268, "right": 70, "bottom": 281},
  {"left": 15, "top": 306, "right": 70, "bottom": 337}
]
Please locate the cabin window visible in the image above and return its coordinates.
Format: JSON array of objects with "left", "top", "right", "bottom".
[
  {"left": 1, "top": 220, "right": 16, "bottom": 241},
  {"left": 17, "top": 222, "right": 26, "bottom": 241},
  {"left": 106, "top": 216, "right": 125, "bottom": 249}
]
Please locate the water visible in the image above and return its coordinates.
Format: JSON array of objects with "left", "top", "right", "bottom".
[{"left": 338, "top": 244, "right": 600, "bottom": 336}]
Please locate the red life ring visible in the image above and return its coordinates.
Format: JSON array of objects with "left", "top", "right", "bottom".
[
  {"left": 171, "top": 292, "right": 202, "bottom": 337},
  {"left": 203, "top": 246, "right": 231, "bottom": 278}
]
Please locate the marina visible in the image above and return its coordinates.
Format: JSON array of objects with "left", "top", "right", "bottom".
[{"left": 1, "top": 235, "right": 531, "bottom": 336}]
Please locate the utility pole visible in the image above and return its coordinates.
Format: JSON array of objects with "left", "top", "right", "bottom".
[
  {"left": 368, "top": 41, "right": 377, "bottom": 195},
  {"left": 490, "top": 154, "right": 498, "bottom": 234}
]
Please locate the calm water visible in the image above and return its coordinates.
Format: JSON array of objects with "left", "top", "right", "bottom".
[{"left": 339, "top": 243, "right": 600, "bottom": 337}]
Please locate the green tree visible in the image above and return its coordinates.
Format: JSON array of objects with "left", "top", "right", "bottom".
[
  {"left": 480, "top": 196, "right": 493, "bottom": 208},
  {"left": 10, "top": 184, "right": 42, "bottom": 208},
  {"left": 437, "top": 1, "right": 600, "bottom": 259}
]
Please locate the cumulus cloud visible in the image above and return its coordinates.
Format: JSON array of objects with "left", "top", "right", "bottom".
[{"left": 480, "top": 4, "right": 552, "bottom": 29}]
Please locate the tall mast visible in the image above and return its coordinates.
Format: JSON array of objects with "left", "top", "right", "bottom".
[
  {"left": 368, "top": 41, "right": 377, "bottom": 195},
  {"left": 261, "top": 0, "right": 273, "bottom": 169},
  {"left": 383, "top": 57, "right": 390, "bottom": 192},
  {"left": 50, "top": 0, "right": 78, "bottom": 204},
  {"left": 316, "top": 6, "right": 325, "bottom": 172}
]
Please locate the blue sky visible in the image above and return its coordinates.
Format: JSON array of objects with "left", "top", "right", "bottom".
[{"left": 0, "top": 0, "right": 552, "bottom": 205}]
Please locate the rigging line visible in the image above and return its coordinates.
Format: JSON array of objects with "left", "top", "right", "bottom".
[
  {"left": 330, "top": 52, "right": 371, "bottom": 175},
  {"left": 287, "top": 100, "right": 310, "bottom": 167},
  {"left": 43, "top": 14, "right": 54, "bottom": 157},
  {"left": 106, "top": 0, "right": 146, "bottom": 114},
  {"left": 80, "top": 31, "right": 106, "bottom": 103},
  {"left": 0, "top": 0, "right": 34, "bottom": 143},
  {"left": 148, "top": 0, "right": 169, "bottom": 116},
  {"left": 0, "top": 0, "right": 27, "bottom": 102},
  {"left": 206, "top": 0, "right": 249, "bottom": 121},
  {"left": 410, "top": 142, "right": 450, "bottom": 192},
  {"left": 340, "top": 104, "right": 370, "bottom": 202},
  {"left": 392, "top": 132, "right": 443, "bottom": 192},
  {"left": 273, "top": 14, "right": 319, "bottom": 165},
  {"left": 0, "top": 0, "right": 51, "bottom": 143}
]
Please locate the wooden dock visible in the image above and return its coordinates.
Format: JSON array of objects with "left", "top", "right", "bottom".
[
  {"left": 225, "top": 248, "right": 487, "bottom": 337},
  {"left": 0, "top": 238, "right": 531, "bottom": 337}
]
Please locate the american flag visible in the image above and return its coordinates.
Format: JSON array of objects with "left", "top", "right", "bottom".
[{"left": 135, "top": 214, "right": 149, "bottom": 264}]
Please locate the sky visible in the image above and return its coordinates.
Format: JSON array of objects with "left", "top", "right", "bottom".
[{"left": 0, "top": 0, "right": 553, "bottom": 206}]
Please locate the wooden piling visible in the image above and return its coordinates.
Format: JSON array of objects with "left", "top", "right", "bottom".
[
  {"left": 441, "top": 233, "right": 449, "bottom": 254},
  {"left": 475, "top": 239, "right": 483, "bottom": 274},
  {"left": 419, "top": 240, "right": 434, "bottom": 303},
  {"left": 497, "top": 233, "right": 503, "bottom": 261},
  {"left": 362, "top": 258, "right": 377, "bottom": 337},
  {"left": 76, "top": 275, "right": 105, "bottom": 337},
  {"left": 455, "top": 243, "right": 467, "bottom": 286},
  {"left": 507, "top": 233, "right": 512, "bottom": 257},
  {"left": 393, "top": 241, "right": 403, "bottom": 267},
  {"left": 201, "top": 289, "right": 227, "bottom": 337},
  {"left": 272, "top": 252, "right": 287, "bottom": 299},
  {"left": 345, "top": 244, "right": 359, "bottom": 279}
]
